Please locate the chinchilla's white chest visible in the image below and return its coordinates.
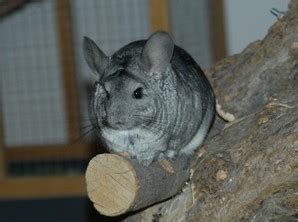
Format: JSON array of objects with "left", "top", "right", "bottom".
[{"left": 101, "top": 128, "right": 163, "bottom": 158}]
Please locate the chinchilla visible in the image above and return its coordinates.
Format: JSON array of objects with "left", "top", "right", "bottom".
[{"left": 83, "top": 31, "right": 215, "bottom": 166}]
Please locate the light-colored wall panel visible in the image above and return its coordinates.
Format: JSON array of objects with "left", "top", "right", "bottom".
[{"left": 224, "top": 0, "right": 290, "bottom": 55}]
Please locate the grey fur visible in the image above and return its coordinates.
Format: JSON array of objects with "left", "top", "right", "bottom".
[{"left": 83, "top": 31, "right": 215, "bottom": 166}]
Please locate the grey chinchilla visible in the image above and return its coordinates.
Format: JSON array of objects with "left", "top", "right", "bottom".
[{"left": 83, "top": 31, "right": 215, "bottom": 166}]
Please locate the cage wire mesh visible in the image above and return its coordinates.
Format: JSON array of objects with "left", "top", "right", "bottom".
[
  {"left": 0, "top": 1, "right": 68, "bottom": 147},
  {"left": 170, "top": 0, "right": 212, "bottom": 68},
  {"left": 0, "top": 0, "right": 212, "bottom": 176}
]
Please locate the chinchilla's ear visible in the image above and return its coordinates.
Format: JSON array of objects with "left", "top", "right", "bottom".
[
  {"left": 141, "top": 31, "right": 174, "bottom": 76},
  {"left": 83, "top": 36, "right": 109, "bottom": 76}
]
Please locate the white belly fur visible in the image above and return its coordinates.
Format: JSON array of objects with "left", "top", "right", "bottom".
[{"left": 101, "top": 128, "right": 162, "bottom": 158}]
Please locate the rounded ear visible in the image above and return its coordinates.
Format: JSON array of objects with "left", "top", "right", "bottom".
[
  {"left": 141, "top": 31, "right": 174, "bottom": 76},
  {"left": 83, "top": 36, "right": 109, "bottom": 76}
]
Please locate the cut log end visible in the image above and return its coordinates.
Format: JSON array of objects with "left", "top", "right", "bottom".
[
  {"left": 85, "top": 154, "right": 138, "bottom": 216},
  {"left": 85, "top": 153, "right": 190, "bottom": 216}
]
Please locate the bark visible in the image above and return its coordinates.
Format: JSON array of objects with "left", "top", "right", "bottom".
[{"left": 124, "top": 1, "right": 298, "bottom": 221}]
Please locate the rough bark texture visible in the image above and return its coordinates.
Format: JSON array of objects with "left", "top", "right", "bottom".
[{"left": 124, "top": 1, "right": 298, "bottom": 221}]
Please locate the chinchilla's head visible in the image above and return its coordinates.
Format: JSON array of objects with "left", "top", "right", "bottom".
[{"left": 83, "top": 31, "right": 174, "bottom": 131}]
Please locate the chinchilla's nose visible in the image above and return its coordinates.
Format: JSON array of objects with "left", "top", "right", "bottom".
[
  {"left": 106, "top": 103, "right": 129, "bottom": 129},
  {"left": 106, "top": 112, "right": 126, "bottom": 129},
  {"left": 108, "top": 120, "right": 125, "bottom": 129}
]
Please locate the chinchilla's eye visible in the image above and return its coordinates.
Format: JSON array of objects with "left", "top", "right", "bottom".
[{"left": 133, "top": 87, "right": 144, "bottom": 99}]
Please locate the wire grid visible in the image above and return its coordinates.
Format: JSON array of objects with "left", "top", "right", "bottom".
[
  {"left": 0, "top": 1, "right": 68, "bottom": 147},
  {"left": 170, "top": 0, "right": 213, "bottom": 69}
]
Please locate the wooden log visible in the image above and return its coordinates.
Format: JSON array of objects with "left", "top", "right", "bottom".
[{"left": 85, "top": 154, "right": 190, "bottom": 216}]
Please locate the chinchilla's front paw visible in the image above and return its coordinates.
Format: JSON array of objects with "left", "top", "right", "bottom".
[{"left": 117, "top": 151, "right": 130, "bottom": 158}]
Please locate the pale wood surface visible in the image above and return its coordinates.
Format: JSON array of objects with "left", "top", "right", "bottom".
[{"left": 86, "top": 154, "right": 138, "bottom": 216}]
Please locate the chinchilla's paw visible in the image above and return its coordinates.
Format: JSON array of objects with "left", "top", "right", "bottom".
[
  {"left": 117, "top": 151, "right": 130, "bottom": 158},
  {"left": 158, "top": 156, "right": 175, "bottom": 174},
  {"left": 163, "top": 149, "right": 177, "bottom": 159}
]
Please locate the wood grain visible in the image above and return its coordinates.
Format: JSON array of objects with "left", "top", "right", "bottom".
[
  {"left": 85, "top": 154, "right": 190, "bottom": 216},
  {"left": 86, "top": 154, "right": 138, "bottom": 216}
]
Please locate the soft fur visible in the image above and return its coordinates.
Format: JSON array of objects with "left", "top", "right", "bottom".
[{"left": 83, "top": 31, "right": 215, "bottom": 166}]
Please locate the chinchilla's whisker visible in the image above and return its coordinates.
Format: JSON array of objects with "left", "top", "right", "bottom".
[
  {"left": 81, "top": 119, "right": 97, "bottom": 124},
  {"left": 71, "top": 126, "right": 96, "bottom": 144},
  {"left": 137, "top": 116, "right": 167, "bottom": 129},
  {"left": 139, "top": 119, "right": 155, "bottom": 127},
  {"left": 133, "top": 114, "right": 154, "bottom": 120},
  {"left": 80, "top": 123, "right": 94, "bottom": 129},
  {"left": 139, "top": 124, "right": 159, "bottom": 134},
  {"left": 133, "top": 117, "right": 165, "bottom": 135},
  {"left": 133, "top": 115, "right": 154, "bottom": 124},
  {"left": 133, "top": 118, "right": 153, "bottom": 130},
  {"left": 133, "top": 115, "right": 157, "bottom": 124},
  {"left": 80, "top": 117, "right": 93, "bottom": 121}
]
